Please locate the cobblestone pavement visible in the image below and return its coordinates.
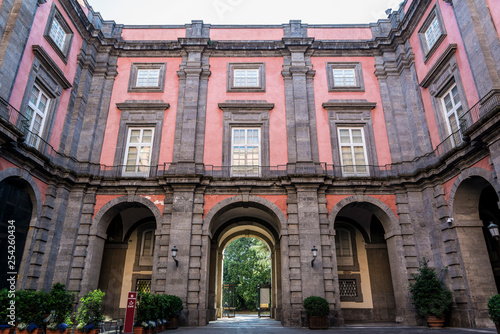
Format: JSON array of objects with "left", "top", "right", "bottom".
[{"left": 172, "top": 314, "right": 497, "bottom": 333}]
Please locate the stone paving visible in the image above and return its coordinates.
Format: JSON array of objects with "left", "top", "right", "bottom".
[{"left": 172, "top": 314, "right": 497, "bottom": 334}]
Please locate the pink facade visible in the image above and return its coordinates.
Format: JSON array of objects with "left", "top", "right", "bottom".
[
  {"left": 9, "top": 0, "right": 83, "bottom": 150},
  {"left": 121, "top": 28, "right": 186, "bottom": 41},
  {"left": 210, "top": 28, "right": 283, "bottom": 40},
  {"left": 308, "top": 27, "right": 373, "bottom": 40}
]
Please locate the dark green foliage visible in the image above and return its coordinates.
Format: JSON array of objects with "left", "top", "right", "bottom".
[
  {"left": 488, "top": 294, "right": 500, "bottom": 324},
  {"left": 409, "top": 260, "right": 453, "bottom": 318},
  {"left": 16, "top": 289, "right": 49, "bottom": 326},
  {"left": 0, "top": 289, "right": 10, "bottom": 324},
  {"left": 48, "top": 283, "right": 75, "bottom": 325},
  {"left": 75, "top": 289, "right": 105, "bottom": 328},
  {"left": 135, "top": 293, "right": 154, "bottom": 324},
  {"left": 135, "top": 293, "right": 183, "bottom": 325},
  {"left": 223, "top": 238, "right": 271, "bottom": 310},
  {"left": 303, "top": 296, "right": 330, "bottom": 317}
]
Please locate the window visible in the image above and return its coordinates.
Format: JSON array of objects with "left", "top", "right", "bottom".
[
  {"left": 338, "top": 128, "right": 369, "bottom": 176},
  {"left": 441, "top": 84, "right": 465, "bottom": 147},
  {"left": 336, "top": 228, "right": 354, "bottom": 267},
  {"left": 418, "top": 5, "right": 446, "bottom": 62},
  {"left": 231, "top": 127, "right": 260, "bottom": 177},
  {"left": 128, "top": 63, "right": 166, "bottom": 92},
  {"left": 326, "top": 62, "right": 364, "bottom": 92},
  {"left": 25, "top": 83, "right": 51, "bottom": 149},
  {"left": 234, "top": 69, "right": 259, "bottom": 87},
  {"left": 141, "top": 229, "right": 155, "bottom": 256},
  {"left": 123, "top": 128, "right": 154, "bottom": 176},
  {"left": 44, "top": 4, "right": 73, "bottom": 62},
  {"left": 227, "top": 63, "right": 265, "bottom": 92},
  {"left": 49, "top": 17, "right": 67, "bottom": 51},
  {"left": 424, "top": 17, "right": 441, "bottom": 51},
  {"left": 136, "top": 69, "right": 160, "bottom": 87}
]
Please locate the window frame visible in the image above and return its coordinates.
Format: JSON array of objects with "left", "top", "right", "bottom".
[
  {"left": 24, "top": 83, "right": 51, "bottom": 149},
  {"left": 418, "top": 5, "right": 447, "bottom": 63},
  {"left": 337, "top": 127, "right": 370, "bottom": 177},
  {"left": 43, "top": 4, "right": 74, "bottom": 63},
  {"left": 122, "top": 127, "right": 155, "bottom": 177},
  {"left": 326, "top": 62, "right": 364, "bottom": 92},
  {"left": 227, "top": 63, "right": 265, "bottom": 92},
  {"left": 335, "top": 224, "right": 360, "bottom": 272},
  {"left": 128, "top": 62, "right": 167, "bottom": 93},
  {"left": 440, "top": 83, "right": 465, "bottom": 147},
  {"left": 230, "top": 127, "right": 261, "bottom": 177}
]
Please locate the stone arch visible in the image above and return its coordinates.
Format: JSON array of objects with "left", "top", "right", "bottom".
[
  {"left": 447, "top": 167, "right": 499, "bottom": 327},
  {"left": 92, "top": 195, "right": 163, "bottom": 238},
  {"left": 327, "top": 195, "right": 400, "bottom": 237},
  {"left": 448, "top": 167, "right": 499, "bottom": 219},
  {"left": 80, "top": 195, "right": 163, "bottom": 295},
  {"left": 0, "top": 167, "right": 42, "bottom": 222},
  {"left": 203, "top": 195, "right": 287, "bottom": 236},
  {"left": 0, "top": 167, "right": 43, "bottom": 289}
]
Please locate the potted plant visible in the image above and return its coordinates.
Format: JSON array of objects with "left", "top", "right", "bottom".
[
  {"left": 303, "top": 296, "right": 329, "bottom": 329},
  {"left": 46, "top": 283, "right": 75, "bottom": 334},
  {"left": 409, "top": 260, "right": 453, "bottom": 327},
  {"left": 0, "top": 289, "right": 14, "bottom": 334},
  {"left": 134, "top": 293, "right": 154, "bottom": 334},
  {"left": 164, "top": 295, "right": 183, "bottom": 329},
  {"left": 75, "top": 289, "right": 105, "bottom": 334},
  {"left": 15, "top": 290, "right": 47, "bottom": 334},
  {"left": 488, "top": 294, "right": 500, "bottom": 332}
]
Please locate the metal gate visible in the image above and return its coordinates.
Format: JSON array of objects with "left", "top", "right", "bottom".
[
  {"left": 257, "top": 284, "right": 271, "bottom": 317},
  {"left": 222, "top": 283, "right": 236, "bottom": 317}
]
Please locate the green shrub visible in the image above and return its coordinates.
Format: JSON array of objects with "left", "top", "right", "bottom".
[
  {"left": 135, "top": 293, "right": 154, "bottom": 324},
  {"left": 75, "top": 289, "right": 105, "bottom": 329},
  {"left": 409, "top": 260, "right": 453, "bottom": 318},
  {"left": 16, "top": 290, "right": 49, "bottom": 326},
  {"left": 47, "top": 283, "right": 75, "bottom": 325},
  {"left": 488, "top": 294, "right": 500, "bottom": 324},
  {"left": 164, "top": 295, "right": 183, "bottom": 319},
  {"left": 302, "top": 296, "right": 330, "bottom": 317},
  {"left": 0, "top": 289, "right": 10, "bottom": 325}
]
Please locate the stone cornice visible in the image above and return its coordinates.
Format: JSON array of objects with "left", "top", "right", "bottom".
[
  {"left": 116, "top": 100, "right": 170, "bottom": 111},
  {"left": 322, "top": 99, "right": 377, "bottom": 111},
  {"left": 419, "top": 44, "right": 458, "bottom": 88},
  {"left": 218, "top": 100, "right": 274, "bottom": 111},
  {"left": 32, "top": 45, "right": 72, "bottom": 89}
]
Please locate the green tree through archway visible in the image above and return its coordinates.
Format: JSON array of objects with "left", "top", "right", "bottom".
[{"left": 223, "top": 237, "right": 271, "bottom": 311}]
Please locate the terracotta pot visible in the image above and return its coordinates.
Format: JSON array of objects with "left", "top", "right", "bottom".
[
  {"left": 16, "top": 329, "right": 41, "bottom": 334},
  {"left": 165, "top": 317, "right": 178, "bottom": 330},
  {"left": 426, "top": 314, "right": 445, "bottom": 328},
  {"left": 0, "top": 327, "right": 14, "bottom": 334},
  {"left": 308, "top": 316, "right": 328, "bottom": 329},
  {"left": 47, "top": 330, "right": 67, "bottom": 334},
  {"left": 133, "top": 327, "right": 146, "bottom": 334}
]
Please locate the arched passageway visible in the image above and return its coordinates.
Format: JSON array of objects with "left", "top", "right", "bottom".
[
  {"left": 450, "top": 173, "right": 500, "bottom": 327},
  {"left": 204, "top": 197, "right": 285, "bottom": 323},
  {"left": 0, "top": 177, "right": 36, "bottom": 289},
  {"left": 329, "top": 197, "right": 406, "bottom": 324},
  {"left": 86, "top": 197, "right": 162, "bottom": 319}
]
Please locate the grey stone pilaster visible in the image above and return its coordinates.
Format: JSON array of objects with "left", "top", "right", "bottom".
[
  {"left": 281, "top": 32, "right": 320, "bottom": 174},
  {"left": 451, "top": 0, "right": 500, "bottom": 97},
  {"left": 0, "top": 0, "right": 39, "bottom": 99}
]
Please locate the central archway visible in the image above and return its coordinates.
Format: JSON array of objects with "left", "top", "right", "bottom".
[{"left": 204, "top": 196, "right": 285, "bottom": 322}]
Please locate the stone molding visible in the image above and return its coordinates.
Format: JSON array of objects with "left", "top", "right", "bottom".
[{"left": 32, "top": 45, "right": 72, "bottom": 89}]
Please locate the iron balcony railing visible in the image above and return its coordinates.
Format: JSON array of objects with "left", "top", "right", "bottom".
[{"left": 1, "top": 90, "right": 499, "bottom": 179}]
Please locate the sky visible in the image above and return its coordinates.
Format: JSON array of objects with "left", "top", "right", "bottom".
[{"left": 84, "top": 0, "right": 405, "bottom": 26}]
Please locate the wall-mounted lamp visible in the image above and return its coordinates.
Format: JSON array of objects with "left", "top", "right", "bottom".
[
  {"left": 488, "top": 222, "right": 500, "bottom": 240},
  {"left": 447, "top": 217, "right": 454, "bottom": 226},
  {"left": 171, "top": 246, "right": 179, "bottom": 267},
  {"left": 311, "top": 246, "right": 318, "bottom": 267}
]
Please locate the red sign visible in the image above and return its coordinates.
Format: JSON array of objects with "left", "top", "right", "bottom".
[{"left": 124, "top": 292, "right": 137, "bottom": 334}]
